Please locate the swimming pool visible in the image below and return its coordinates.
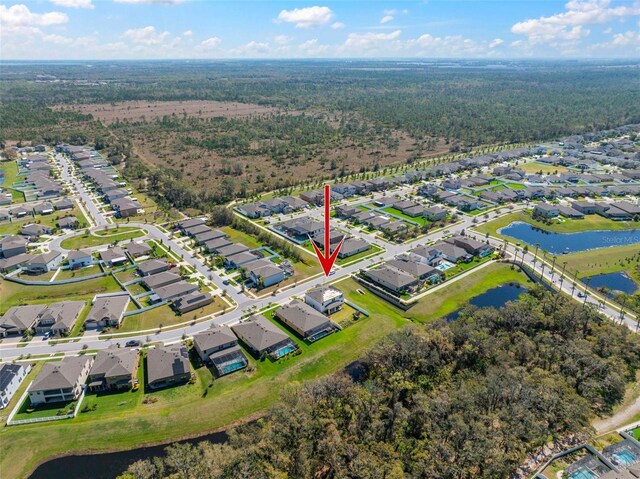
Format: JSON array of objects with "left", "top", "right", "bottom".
[
  {"left": 273, "top": 344, "right": 297, "bottom": 358},
  {"left": 436, "top": 261, "right": 454, "bottom": 271},
  {"left": 219, "top": 358, "right": 247, "bottom": 375},
  {"left": 568, "top": 469, "right": 597, "bottom": 479},
  {"left": 612, "top": 449, "right": 637, "bottom": 465}
]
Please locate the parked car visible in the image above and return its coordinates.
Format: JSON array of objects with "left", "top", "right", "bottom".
[{"left": 125, "top": 340, "right": 141, "bottom": 347}]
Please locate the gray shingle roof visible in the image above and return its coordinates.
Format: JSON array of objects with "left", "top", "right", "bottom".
[
  {"left": 232, "top": 315, "right": 290, "bottom": 352},
  {"left": 146, "top": 345, "right": 190, "bottom": 385},
  {"left": 29, "top": 356, "right": 92, "bottom": 392},
  {"left": 275, "top": 300, "right": 330, "bottom": 335}
]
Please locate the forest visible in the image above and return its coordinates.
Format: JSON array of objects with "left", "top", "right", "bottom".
[
  {"left": 117, "top": 286, "right": 640, "bottom": 479},
  {"left": 2, "top": 60, "right": 639, "bottom": 210}
]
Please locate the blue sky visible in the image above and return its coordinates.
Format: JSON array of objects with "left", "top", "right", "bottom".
[{"left": 1, "top": 0, "right": 639, "bottom": 59}]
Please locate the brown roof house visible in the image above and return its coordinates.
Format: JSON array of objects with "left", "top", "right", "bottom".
[
  {"left": 275, "top": 299, "right": 336, "bottom": 342},
  {"left": 193, "top": 325, "right": 248, "bottom": 376},
  {"left": 232, "top": 314, "right": 297, "bottom": 359},
  {"left": 146, "top": 344, "right": 192, "bottom": 390},
  {"left": 35, "top": 301, "right": 86, "bottom": 335},
  {"left": 28, "top": 355, "right": 93, "bottom": 405},
  {"left": 88, "top": 349, "right": 139, "bottom": 392},
  {"left": 84, "top": 295, "right": 130, "bottom": 329}
]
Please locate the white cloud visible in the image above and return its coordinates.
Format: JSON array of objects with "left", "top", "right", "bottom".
[
  {"left": 276, "top": 6, "right": 334, "bottom": 28},
  {"left": 409, "top": 33, "right": 484, "bottom": 56},
  {"left": 511, "top": 0, "right": 640, "bottom": 45},
  {"left": 383, "top": 9, "right": 397, "bottom": 15},
  {"left": 380, "top": 15, "right": 394, "bottom": 24},
  {"left": 50, "top": 0, "right": 94, "bottom": 8},
  {"left": 123, "top": 26, "right": 170, "bottom": 45},
  {"left": 344, "top": 30, "right": 401, "bottom": 48},
  {"left": 331, "top": 21, "right": 345, "bottom": 29},
  {"left": 0, "top": 4, "right": 68, "bottom": 28},
  {"left": 611, "top": 30, "right": 640, "bottom": 45},
  {"left": 199, "top": 36, "right": 222, "bottom": 48},
  {"left": 489, "top": 38, "right": 504, "bottom": 48},
  {"left": 274, "top": 34, "right": 291, "bottom": 45},
  {"left": 114, "top": 0, "right": 185, "bottom": 4},
  {"left": 298, "top": 38, "right": 328, "bottom": 55},
  {"left": 42, "top": 33, "right": 74, "bottom": 44},
  {"left": 182, "top": 30, "right": 192, "bottom": 36}
]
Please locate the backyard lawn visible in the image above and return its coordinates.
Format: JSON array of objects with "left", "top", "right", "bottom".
[
  {"left": 0, "top": 160, "right": 25, "bottom": 203},
  {"left": 561, "top": 244, "right": 640, "bottom": 281},
  {"left": 0, "top": 206, "right": 90, "bottom": 236},
  {"left": 519, "top": 162, "right": 569, "bottom": 174}
]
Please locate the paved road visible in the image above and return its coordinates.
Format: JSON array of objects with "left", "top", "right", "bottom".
[{"left": 57, "top": 153, "right": 107, "bottom": 227}]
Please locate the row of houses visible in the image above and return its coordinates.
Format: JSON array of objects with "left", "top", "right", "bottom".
[
  {"left": 19, "top": 153, "right": 66, "bottom": 200},
  {"left": 364, "top": 235, "right": 493, "bottom": 296},
  {"left": 534, "top": 200, "right": 640, "bottom": 220},
  {"left": 0, "top": 197, "right": 74, "bottom": 223},
  {"left": 236, "top": 196, "right": 308, "bottom": 219}
]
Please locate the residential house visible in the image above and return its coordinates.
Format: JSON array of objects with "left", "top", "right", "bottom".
[
  {"left": 125, "top": 242, "right": 151, "bottom": 258},
  {"left": 0, "top": 305, "right": 46, "bottom": 337},
  {"left": 58, "top": 216, "right": 78, "bottom": 229},
  {"left": 67, "top": 250, "right": 93, "bottom": 269},
  {"left": 111, "top": 198, "right": 140, "bottom": 218},
  {"left": 152, "top": 281, "right": 199, "bottom": 302},
  {"left": 28, "top": 355, "right": 94, "bottom": 405},
  {"left": 446, "top": 235, "right": 493, "bottom": 257},
  {"left": 35, "top": 301, "right": 85, "bottom": 335},
  {"left": 100, "top": 247, "right": 127, "bottom": 266},
  {"left": 0, "top": 235, "right": 27, "bottom": 258},
  {"left": 558, "top": 206, "right": 585, "bottom": 219},
  {"left": 193, "top": 325, "right": 248, "bottom": 376},
  {"left": 0, "top": 253, "right": 34, "bottom": 273},
  {"left": 143, "top": 271, "right": 183, "bottom": 290},
  {"left": 33, "top": 202, "right": 55, "bottom": 215},
  {"left": 146, "top": 344, "right": 191, "bottom": 390},
  {"left": 572, "top": 201, "right": 598, "bottom": 214},
  {"left": 84, "top": 295, "right": 130, "bottom": 329},
  {"left": 20, "top": 223, "right": 53, "bottom": 238},
  {"left": 177, "top": 217, "right": 207, "bottom": 232},
  {"left": 88, "top": 349, "right": 139, "bottom": 392},
  {"left": 25, "top": 251, "right": 63, "bottom": 273},
  {"left": 225, "top": 251, "right": 260, "bottom": 269},
  {"left": 533, "top": 203, "right": 560, "bottom": 218},
  {"left": 335, "top": 204, "right": 360, "bottom": 219},
  {"left": 423, "top": 206, "right": 447, "bottom": 222},
  {"left": 232, "top": 314, "right": 297, "bottom": 358},
  {"left": 0, "top": 363, "right": 31, "bottom": 409},
  {"left": 137, "top": 259, "right": 169, "bottom": 277},
  {"left": 305, "top": 285, "right": 344, "bottom": 315},
  {"left": 194, "top": 229, "right": 226, "bottom": 245},
  {"left": 387, "top": 258, "right": 443, "bottom": 283},
  {"left": 173, "top": 291, "right": 213, "bottom": 314},
  {"left": 365, "top": 265, "right": 420, "bottom": 294},
  {"left": 244, "top": 259, "right": 285, "bottom": 288},
  {"left": 203, "top": 237, "right": 232, "bottom": 254},
  {"left": 53, "top": 198, "right": 74, "bottom": 210},
  {"left": 336, "top": 238, "right": 370, "bottom": 259},
  {"left": 331, "top": 183, "right": 357, "bottom": 197},
  {"left": 183, "top": 224, "right": 211, "bottom": 237},
  {"left": 275, "top": 299, "right": 336, "bottom": 342}
]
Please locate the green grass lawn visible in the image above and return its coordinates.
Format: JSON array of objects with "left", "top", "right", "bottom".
[
  {"left": 381, "top": 207, "right": 427, "bottom": 226},
  {"left": 60, "top": 228, "right": 147, "bottom": 250},
  {"left": 0, "top": 290, "right": 407, "bottom": 479},
  {"left": 0, "top": 160, "right": 25, "bottom": 203},
  {"left": 119, "top": 297, "right": 228, "bottom": 333},
  {"left": 55, "top": 265, "right": 103, "bottom": 281},
  {"left": 0, "top": 206, "right": 89, "bottom": 236},
  {"left": 93, "top": 226, "right": 143, "bottom": 237},
  {"left": 561, "top": 244, "right": 640, "bottom": 281},
  {"left": 13, "top": 396, "right": 77, "bottom": 422},
  {"left": 505, "top": 182, "right": 525, "bottom": 190},
  {"left": 631, "top": 426, "right": 640, "bottom": 440},
  {"left": 473, "top": 211, "right": 638, "bottom": 240},
  {"left": 337, "top": 243, "right": 384, "bottom": 266},
  {"left": 0, "top": 276, "right": 122, "bottom": 314}
]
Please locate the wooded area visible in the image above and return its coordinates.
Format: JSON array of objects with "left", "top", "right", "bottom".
[{"left": 117, "top": 286, "right": 640, "bottom": 479}]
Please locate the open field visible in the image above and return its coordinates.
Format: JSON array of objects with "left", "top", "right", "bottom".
[
  {"left": 519, "top": 162, "right": 569, "bottom": 174},
  {"left": 0, "top": 160, "right": 26, "bottom": 203},
  {"left": 118, "top": 297, "right": 228, "bottom": 333},
  {"left": 561, "top": 244, "right": 640, "bottom": 281},
  {"left": 55, "top": 100, "right": 288, "bottom": 124},
  {"left": 473, "top": 210, "right": 638, "bottom": 239},
  {"left": 0, "top": 276, "right": 122, "bottom": 313},
  {"left": 60, "top": 228, "right": 147, "bottom": 250}
]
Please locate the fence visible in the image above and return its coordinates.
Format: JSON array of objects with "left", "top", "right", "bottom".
[{"left": 6, "top": 382, "right": 87, "bottom": 426}]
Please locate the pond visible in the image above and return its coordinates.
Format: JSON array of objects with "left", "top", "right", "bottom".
[
  {"left": 29, "top": 429, "right": 228, "bottom": 479},
  {"left": 445, "top": 283, "right": 527, "bottom": 321},
  {"left": 498, "top": 222, "right": 640, "bottom": 254},
  {"left": 585, "top": 272, "right": 638, "bottom": 296}
]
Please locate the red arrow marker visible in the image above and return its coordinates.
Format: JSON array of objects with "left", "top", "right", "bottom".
[{"left": 310, "top": 184, "right": 344, "bottom": 276}]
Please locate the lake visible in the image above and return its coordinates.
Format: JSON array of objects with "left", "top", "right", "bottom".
[
  {"left": 29, "top": 429, "right": 228, "bottom": 479},
  {"left": 586, "top": 272, "right": 638, "bottom": 295},
  {"left": 446, "top": 283, "right": 527, "bottom": 321},
  {"left": 499, "top": 222, "right": 640, "bottom": 254}
]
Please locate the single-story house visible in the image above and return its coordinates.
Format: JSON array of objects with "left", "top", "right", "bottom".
[
  {"left": 143, "top": 271, "right": 183, "bottom": 290},
  {"left": 153, "top": 281, "right": 199, "bottom": 302},
  {"left": 0, "top": 235, "right": 27, "bottom": 258},
  {"left": 100, "top": 247, "right": 127, "bottom": 267},
  {"left": 193, "top": 325, "right": 240, "bottom": 363},
  {"left": 0, "top": 253, "right": 34, "bottom": 273},
  {"left": 146, "top": 344, "right": 191, "bottom": 390},
  {"left": 173, "top": 291, "right": 213, "bottom": 314},
  {"left": 177, "top": 217, "right": 207, "bottom": 232},
  {"left": 275, "top": 299, "right": 336, "bottom": 342},
  {"left": 137, "top": 259, "right": 169, "bottom": 276},
  {"left": 203, "top": 237, "right": 233, "bottom": 254},
  {"left": 57, "top": 216, "right": 78, "bottom": 229},
  {"left": 225, "top": 251, "right": 260, "bottom": 269},
  {"left": 28, "top": 355, "right": 94, "bottom": 405},
  {"left": 365, "top": 265, "right": 420, "bottom": 294},
  {"left": 244, "top": 259, "right": 285, "bottom": 288},
  {"left": 33, "top": 202, "right": 54, "bottom": 215},
  {"left": 446, "top": 235, "right": 493, "bottom": 257},
  {"left": 88, "top": 349, "right": 139, "bottom": 392},
  {"left": 337, "top": 238, "right": 370, "bottom": 259},
  {"left": 20, "top": 223, "right": 53, "bottom": 238},
  {"left": 423, "top": 206, "right": 447, "bottom": 221},
  {"left": 84, "top": 295, "right": 130, "bottom": 329},
  {"left": 558, "top": 206, "right": 585, "bottom": 219},
  {"left": 53, "top": 198, "right": 74, "bottom": 210},
  {"left": 232, "top": 314, "right": 297, "bottom": 359},
  {"left": 194, "top": 229, "right": 226, "bottom": 245},
  {"left": 387, "top": 258, "right": 443, "bottom": 283},
  {"left": 125, "top": 242, "right": 151, "bottom": 258},
  {"left": 533, "top": 203, "right": 560, "bottom": 218}
]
